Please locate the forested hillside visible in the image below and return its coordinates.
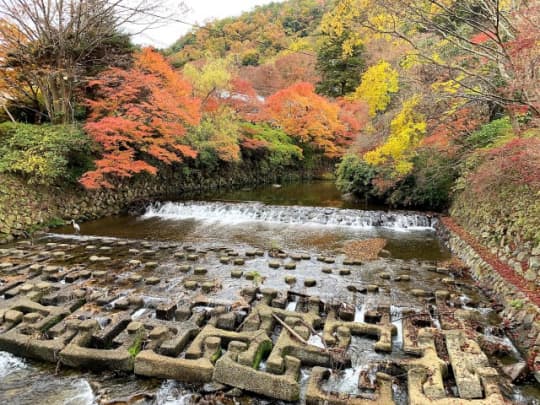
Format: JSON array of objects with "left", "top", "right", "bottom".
[{"left": 162, "top": 0, "right": 539, "bottom": 213}]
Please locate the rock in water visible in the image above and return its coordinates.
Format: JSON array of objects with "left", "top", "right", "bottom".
[{"left": 502, "top": 361, "right": 527, "bottom": 382}]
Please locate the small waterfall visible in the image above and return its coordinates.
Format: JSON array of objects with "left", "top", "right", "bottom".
[{"left": 141, "top": 201, "right": 436, "bottom": 231}]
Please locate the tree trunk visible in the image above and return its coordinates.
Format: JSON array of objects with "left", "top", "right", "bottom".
[{"left": 37, "top": 73, "right": 75, "bottom": 124}]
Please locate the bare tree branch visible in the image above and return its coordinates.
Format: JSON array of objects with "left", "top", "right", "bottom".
[{"left": 0, "top": 0, "right": 187, "bottom": 123}]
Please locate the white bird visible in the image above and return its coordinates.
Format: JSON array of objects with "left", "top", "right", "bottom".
[{"left": 71, "top": 219, "right": 81, "bottom": 234}]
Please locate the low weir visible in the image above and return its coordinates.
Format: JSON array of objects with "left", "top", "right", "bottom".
[{"left": 142, "top": 201, "right": 437, "bottom": 230}]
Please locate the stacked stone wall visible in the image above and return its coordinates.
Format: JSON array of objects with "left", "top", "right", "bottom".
[
  {"left": 438, "top": 221, "right": 540, "bottom": 380},
  {"left": 0, "top": 162, "right": 321, "bottom": 243},
  {"left": 450, "top": 187, "right": 540, "bottom": 286}
]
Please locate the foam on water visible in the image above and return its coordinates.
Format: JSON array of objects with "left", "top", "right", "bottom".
[
  {"left": 155, "top": 380, "right": 196, "bottom": 405},
  {"left": 0, "top": 351, "right": 26, "bottom": 379},
  {"left": 141, "top": 201, "right": 436, "bottom": 231},
  {"left": 62, "top": 379, "right": 96, "bottom": 405}
]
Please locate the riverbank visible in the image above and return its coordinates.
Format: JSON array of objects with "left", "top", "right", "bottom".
[
  {"left": 2, "top": 171, "right": 539, "bottom": 383},
  {"left": 1, "top": 180, "right": 540, "bottom": 401},
  {"left": 1, "top": 217, "right": 537, "bottom": 403},
  {"left": 0, "top": 162, "right": 329, "bottom": 244},
  {"left": 439, "top": 217, "right": 540, "bottom": 381}
]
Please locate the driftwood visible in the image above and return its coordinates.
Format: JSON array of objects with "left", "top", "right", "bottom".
[{"left": 272, "top": 313, "right": 309, "bottom": 345}]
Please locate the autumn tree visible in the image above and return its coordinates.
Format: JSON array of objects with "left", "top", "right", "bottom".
[
  {"left": 183, "top": 57, "right": 233, "bottom": 105},
  {"left": 0, "top": 0, "right": 183, "bottom": 123},
  {"left": 364, "top": 95, "right": 427, "bottom": 176},
  {"left": 80, "top": 48, "right": 201, "bottom": 189},
  {"left": 239, "top": 52, "right": 319, "bottom": 97},
  {"left": 365, "top": 0, "right": 539, "bottom": 123},
  {"left": 264, "top": 82, "right": 347, "bottom": 158},
  {"left": 337, "top": 98, "right": 369, "bottom": 146},
  {"left": 0, "top": 20, "right": 41, "bottom": 121},
  {"left": 469, "top": 137, "right": 540, "bottom": 196},
  {"left": 223, "top": 78, "right": 264, "bottom": 122},
  {"left": 185, "top": 106, "right": 241, "bottom": 167},
  {"left": 349, "top": 60, "right": 399, "bottom": 117}
]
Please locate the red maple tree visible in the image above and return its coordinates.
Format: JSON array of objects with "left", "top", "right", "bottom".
[
  {"left": 263, "top": 82, "right": 347, "bottom": 157},
  {"left": 80, "top": 48, "right": 201, "bottom": 189}
]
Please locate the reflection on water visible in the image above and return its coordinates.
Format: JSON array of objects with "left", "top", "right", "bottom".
[
  {"left": 194, "top": 180, "right": 383, "bottom": 210},
  {"left": 54, "top": 182, "right": 448, "bottom": 261},
  {"left": 55, "top": 215, "right": 447, "bottom": 261}
]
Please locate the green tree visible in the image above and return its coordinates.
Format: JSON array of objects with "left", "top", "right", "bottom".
[
  {"left": 336, "top": 154, "right": 377, "bottom": 196},
  {"left": 185, "top": 107, "right": 241, "bottom": 168},
  {"left": 316, "top": 36, "right": 365, "bottom": 97}
]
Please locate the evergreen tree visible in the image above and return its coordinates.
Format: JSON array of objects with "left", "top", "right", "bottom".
[{"left": 315, "top": 36, "right": 364, "bottom": 97}]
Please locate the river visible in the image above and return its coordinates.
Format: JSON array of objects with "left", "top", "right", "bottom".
[{"left": 0, "top": 181, "right": 538, "bottom": 404}]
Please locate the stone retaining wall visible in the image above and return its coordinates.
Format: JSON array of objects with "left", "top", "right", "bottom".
[
  {"left": 0, "top": 161, "right": 322, "bottom": 244},
  {"left": 450, "top": 187, "right": 540, "bottom": 287},
  {"left": 438, "top": 221, "right": 540, "bottom": 381}
]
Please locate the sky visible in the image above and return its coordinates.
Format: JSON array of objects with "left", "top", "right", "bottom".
[{"left": 131, "top": 0, "right": 286, "bottom": 48}]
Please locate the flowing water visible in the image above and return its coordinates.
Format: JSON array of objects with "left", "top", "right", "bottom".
[
  {"left": 0, "top": 181, "right": 538, "bottom": 404},
  {"left": 53, "top": 181, "right": 446, "bottom": 261}
]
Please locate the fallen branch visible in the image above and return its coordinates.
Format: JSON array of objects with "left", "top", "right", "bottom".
[{"left": 272, "top": 313, "right": 308, "bottom": 345}]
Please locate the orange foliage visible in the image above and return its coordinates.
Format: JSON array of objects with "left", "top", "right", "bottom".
[
  {"left": 264, "top": 82, "right": 347, "bottom": 157},
  {"left": 240, "top": 136, "right": 270, "bottom": 151},
  {"left": 505, "top": 4, "right": 540, "bottom": 118},
  {"left": 424, "top": 107, "right": 483, "bottom": 153},
  {"left": 80, "top": 48, "right": 201, "bottom": 189},
  {"left": 470, "top": 138, "right": 540, "bottom": 194},
  {"left": 225, "top": 78, "right": 263, "bottom": 121},
  {"left": 336, "top": 98, "right": 369, "bottom": 146},
  {"left": 239, "top": 52, "right": 320, "bottom": 97}
]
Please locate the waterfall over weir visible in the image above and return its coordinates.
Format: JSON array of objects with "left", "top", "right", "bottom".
[{"left": 141, "top": 201, "right": 436, "bottom": 230}]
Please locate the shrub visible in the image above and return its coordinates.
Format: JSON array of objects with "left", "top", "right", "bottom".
[
  {"left": 335, "top": 154, "right": 378, "bottom": 196},
  {"left": 336, "top": 150, "right": 457, "bottom": 210},
  {"left": 469, "top": 136, "right": 540, "bottom": 195},
  {"left": 0, "top": 122, "right": 93, "bottom": 185},
  {"left": 240, "top": 123, "right": 303, "bottom": 167},
  {"left": 388, "top": 149, "right": 459, "bottom": 210},
  {"left": 465, "top": 117, "right": 512, "bottom": 149}
]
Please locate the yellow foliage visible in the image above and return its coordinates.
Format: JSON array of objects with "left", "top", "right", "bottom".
[
  {"left": 432, "top": 52, "right": 444, "bottom": 64},
  {"left": 320, "top": 0, "right": 360, "bottom": 38},
  {"left": 429, "top": 0, "right": 456, "bottom": 15},
  {"left": 183, "top": 57, "right": 232, "bottom": 98},
  {"left": 320, "top": 0, "right": 393, "bottom": 55},
  {"left": 349, "top": 61, "right": 399, "bottom": 117},
  {"left": 432, "top": 73, "right": 465, "bottom": 95},
  {"left": 401, "top": 52, "right": 421, "bottom": 69},
  {"left": 342, "top": 35, "right": 365, "bottom": 57},
  {"left": 287, "top": 38, "right": 314, "bottom": 53},
  {"left": 364, "top": 95, "right": 426, "bottom": 176}
]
